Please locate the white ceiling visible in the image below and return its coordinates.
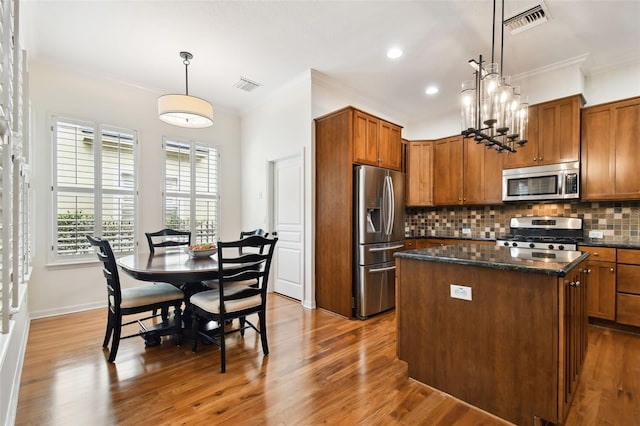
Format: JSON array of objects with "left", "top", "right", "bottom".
[{"left": 21, "top": 0, "right": 640, "bottom": 122}]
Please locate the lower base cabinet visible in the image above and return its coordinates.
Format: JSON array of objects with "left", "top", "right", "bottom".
[{"left": 616, "top": 249, "right": 640, "bottom": 327}]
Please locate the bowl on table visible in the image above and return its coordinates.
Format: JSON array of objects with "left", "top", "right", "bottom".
[{"left": 185, "top": 244, "right": 217, "bottom": 259}]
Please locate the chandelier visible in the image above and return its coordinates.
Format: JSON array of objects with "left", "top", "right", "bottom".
[
  {"left": 158, "top": 51, "right": 214, "bottom": 129},
  {"left": 461, "top": 0, "right": 528, "bottom": 153}
]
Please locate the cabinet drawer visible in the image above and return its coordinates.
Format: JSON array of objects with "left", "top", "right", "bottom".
[
  {"left": 617, "top": 264, "right": 640, "bottom": 294},
  {"left": 617, "top": 293, "right": 640, "bottom": 327},
  {"left": 618, "top": 248, "right": 640, "bottom": 265},
  {"left": 579, "top": 246, "right": 616, "bottom": 262}
]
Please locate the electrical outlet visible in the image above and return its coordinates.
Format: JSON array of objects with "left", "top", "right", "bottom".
[
  {"left": 589, "top": 230, "right": 604, "bottom": 239},
  {"left": 462, "top": 227, "right": 472, "bottom": 234},
  {"left": 450, "top": 284, "right": 472, "bottom": 301}
]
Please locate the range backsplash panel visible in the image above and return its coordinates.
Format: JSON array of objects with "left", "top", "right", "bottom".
[{"left": 405, "top": 201, "right": 640, "bottom": 241}]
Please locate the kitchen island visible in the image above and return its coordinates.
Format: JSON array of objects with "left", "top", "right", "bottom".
[{"left": 395, "top": 244, "right": 590, "bottom": 426}]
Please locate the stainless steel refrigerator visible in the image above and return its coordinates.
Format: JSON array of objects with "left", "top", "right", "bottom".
[{"left": 354, "top": 165, "right": 405, "bottom": 319}]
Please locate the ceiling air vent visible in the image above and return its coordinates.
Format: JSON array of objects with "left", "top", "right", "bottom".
[
  {"left": 233, "top": 77, "right": 262, "bottom": 92},
  {"left": 504, "top": 2, "right": 550, "bottom": 35}
]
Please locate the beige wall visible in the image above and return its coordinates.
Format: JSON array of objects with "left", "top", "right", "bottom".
[{"left": 28, "top": 60, "right": 242, "bottom": 317}]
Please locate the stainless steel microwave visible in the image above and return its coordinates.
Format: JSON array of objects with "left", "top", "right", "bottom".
[{"left": 502, "top": 162, "right": 580, "bottom": 202}]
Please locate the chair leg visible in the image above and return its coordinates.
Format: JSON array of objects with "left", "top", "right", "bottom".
[
  {"left": 191, "top": 313, "right": 199, "bottom": 353},
  {"left": 259, "top": 310, "right": 269, "bottom": 356},
  {"left": 239, "top": 316, "right": 246, "bottom": 336},
  {"left": 220, "top": 325, "right": 226, "bottom": 373},
  {"left": 161, "top": 307, "right": 169, "bottom": 322},
  {"left": 103, "top": 310, "right": 114, "bottom": 348},
  {"left": 108, "top": 316, "right": 123, "bottom": 363},
  {"left": 174, "top": 304, "right": 182, "bottom": 346}
]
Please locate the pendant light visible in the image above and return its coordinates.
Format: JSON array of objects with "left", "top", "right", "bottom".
[
  {"left": 158, "top": 51, "right": 214, "bottom": 129},
  {"left": 461, "top": 0, "right": 528, "bottom": 153}
]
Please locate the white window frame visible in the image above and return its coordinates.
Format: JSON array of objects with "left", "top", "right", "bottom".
[
  {"left": 163, "top": 137, "right": 219, "bottom": 243},
  {"left": 50, "top": 115, "right": 138, "bottom": 264}
]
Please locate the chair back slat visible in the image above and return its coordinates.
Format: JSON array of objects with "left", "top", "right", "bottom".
[
  {"left": 87, "top": 235, "right": 122, "bottom": 308},
  {"left": 217, "top": 235, "right": 278, "bottom": 301},
  {"left": 145, "top": 228, "right": 191, "bottom": 255}
]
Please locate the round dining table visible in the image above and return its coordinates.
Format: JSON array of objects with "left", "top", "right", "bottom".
[{"left": 117, "top": 251, "right": 220, "bottom": 286}]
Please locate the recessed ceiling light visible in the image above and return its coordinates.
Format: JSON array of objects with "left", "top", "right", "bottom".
[
  {"left": 425, "top": 86, "right": 439, "bottom": 95},
  {"left": 386, "top": 47, "right": 403, "bottom": 59}
]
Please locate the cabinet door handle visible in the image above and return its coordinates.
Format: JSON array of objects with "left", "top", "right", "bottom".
[
  {"left": 593, "top": 252, "right": 599, "bottom": 256},
  {"left": 610, "top": 268, "right": 615, "bottom": 272},
  {"left": 539, "top": 157, "right": 543, "bottom": 161},
  {"left": 533, "top": 157, "right": 537, "bottom": 161}
]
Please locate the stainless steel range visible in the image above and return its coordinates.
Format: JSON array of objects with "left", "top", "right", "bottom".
[{"left": 496, "top": 216, "right": 583, "bottom": 251}]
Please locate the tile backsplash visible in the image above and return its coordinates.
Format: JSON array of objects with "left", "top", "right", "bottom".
[{"left": 405, "top": 201, "right": 640, "bottom": 240}]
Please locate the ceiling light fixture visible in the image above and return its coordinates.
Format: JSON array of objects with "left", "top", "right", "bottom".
[
  {"left": 158, "top": 51, "right": 214, "bottom": 129},
  {"left": 387, "top": 47, "right": 403, "bottom": 59},
  {"left": 461, "top": 0, "right": 528, "bottom": 153},
  {"left": 425, "top": 86, "right": 439, "bottom": 95}
]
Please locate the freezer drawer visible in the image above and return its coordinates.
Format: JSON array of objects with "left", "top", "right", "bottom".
[{"left": 355, "top": 261, "right": 396, "bottom": 319}]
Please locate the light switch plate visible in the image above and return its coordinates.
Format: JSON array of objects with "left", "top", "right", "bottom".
[
  {"left": 450, "top": 284, "right": 472, "bottom": 301},
  {"left": 589, "top": 230, "right": 604, "bottom": 239}
]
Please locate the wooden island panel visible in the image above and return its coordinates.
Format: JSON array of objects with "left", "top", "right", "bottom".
[
  {"left": 397, "top": 254, "right": 587, "bottom": 426},
  {"left": 398, "top": 259, "right": 559, "bottom": 424}
]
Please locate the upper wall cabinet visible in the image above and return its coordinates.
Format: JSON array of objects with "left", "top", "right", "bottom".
[
  {"left": 433, "top": 135, "right": 464, "bottom": 205},
  {"left": 353, "top": 109, "right": 402, "bottom": 171},
  {"left": 581, "top": 96, "right": 640, "bottom": 201},
  {"left": 406, "top": 140, "right": 433, "bottom": 206},
  {"left": 503, "top": 94, "right": 584, "bottom": 169},
  {"left": 463, "top": 138, "right": 504, "bottom": 205}
]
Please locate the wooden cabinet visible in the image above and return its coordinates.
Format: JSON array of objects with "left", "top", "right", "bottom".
[
  {"left": 433, "top": 135, "right": 463, "bottom": 205},
  {"left": 503, "top": 95, "right": 583, "bottom": 169},
  {"left": 406, "top": 141, "right": 433, "bottom": 206},
  {"left": 315, "top": 106, "right": 403, "bottom": 318},
  {"left": 581, "top": 246, "right": 617, "bottom": 320},
  {"left": 427, "top": 134, "right": 503, "bottom": 206},
  {"left": 353, "top": 109, "right": 402, "bottom": 171},
  {"left": 616, "top": 249, "right": 640, "bottom": 327},
  {"left": 581, "top": 96, "right": 640, "bottom": 201},
  {"left": 463, "top": 138, "right": 504, "bottom": 204},
  {"left": 560, "top": 263, "right": 588, "bottom": 420}
]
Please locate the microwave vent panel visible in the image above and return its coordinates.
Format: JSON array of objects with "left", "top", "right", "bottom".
[{"left": 504, "top": 2, "right": 550, "bottom": 35}]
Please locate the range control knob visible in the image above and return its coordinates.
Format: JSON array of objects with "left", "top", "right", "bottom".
[
  {"left": 548, "top": 244, "right": 554, "bottom": 250},
  {"left": 503, "top": 241, "right": 510, "bottom": 247},
  {"left": 558, "top": 245, "right": 565, "bottom": 250},
  {"left": 529, "top": 243, "right": 536, "bottom": 248},
  {"left": 513, "top": 242, "right": 518, "bottom": 247}
]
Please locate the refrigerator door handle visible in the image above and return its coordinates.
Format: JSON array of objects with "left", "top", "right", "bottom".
[
  {"left": 382, "top": 176, "right": 389, "bottom": 236},
  {"left": 368, "top": 265, "right": 396, "bottom": 273},
  {"left": 368, "top": 244, "right": 405, "bottom": 252},
  {"left": 387, "top": 175, "right": 395, "bottom": 235}
]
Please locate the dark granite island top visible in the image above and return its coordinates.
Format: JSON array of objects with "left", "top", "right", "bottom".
[
  {"left": 395, "top": 243, "right": 589, "bottom": 277},
  {"left": 395, "top": 242, "right": 589, "bottom": 425}
]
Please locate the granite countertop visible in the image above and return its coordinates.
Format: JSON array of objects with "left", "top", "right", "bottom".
[
  {"left": 580, "top": 237, "right": 640, "bottom": 249},
  {"left": 395, "top": 243, "right": 590, "bottom": 277},
  {"left": 405, "top": 235, "right": 494, "bottom": 243},
  {"left": 405, "top": 235, "right": 640, "bottom": 250}
]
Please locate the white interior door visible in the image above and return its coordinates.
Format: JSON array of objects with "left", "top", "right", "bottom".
[{"left": 271, "top": 154, "right": 304, "bottom": 300}]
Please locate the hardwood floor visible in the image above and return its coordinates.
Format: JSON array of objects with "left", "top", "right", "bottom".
[{"left": 15, "top": 294, "right": 640, "bottom": 425}]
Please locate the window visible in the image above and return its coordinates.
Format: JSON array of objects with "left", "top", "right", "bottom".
[
  {"left": 52, "top": 117, "right": 137, "bottom": 262},
  {"left": 164, "top": 138, "right": 219, "bottom": 243}
]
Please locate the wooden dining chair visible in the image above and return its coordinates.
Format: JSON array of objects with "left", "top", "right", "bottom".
[
  {"left": 87, "top": 235, "right": 185, "bottom": 362},
  {"left": 145, "top": 228, "right": 192, "bottom": 255},
  {"left": 190, "top": 235, "right": 278, "bottom": 373},
  {"left": 145, "top": 228, "right": 192, "bottom": 316}
]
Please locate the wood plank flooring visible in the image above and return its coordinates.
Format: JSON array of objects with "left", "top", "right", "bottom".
[{"left": 15, "top": 294, "right": 640, "bottom": 425}]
